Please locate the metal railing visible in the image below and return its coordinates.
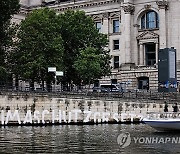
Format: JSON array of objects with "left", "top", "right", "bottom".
[
  {"left": 0, "top": 83, "right": 180, "bottom": 101},
  {"left": 146, "top": 112, "right": 180, "bottom": 120}
]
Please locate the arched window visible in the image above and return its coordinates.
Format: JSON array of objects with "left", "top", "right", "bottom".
[{"left": 141, "top": 11, "right": 159, "bottom": 29}]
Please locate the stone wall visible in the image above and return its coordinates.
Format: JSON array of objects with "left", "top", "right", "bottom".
[{"left": 0, "top": 93, "right": 177, "bottom": 125}]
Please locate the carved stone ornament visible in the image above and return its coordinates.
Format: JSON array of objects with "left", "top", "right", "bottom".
[
  {"left": 144, "top": 4, "right": 151, "bottom": 10},
  {"left": 123, "top": 5, "right": 135, "bottom": 14},
  {"left": 91, "top": 14, "right": 103, "bottom": 21},
  {"left": 54, "top": 0, "right": 122, "bottom": 12},
  {"left": 156, "top": 0, "right": 169, "bottom": 10},
  {"left": 137, "top": 31, "right": 159, "bottom": 40},
  {"left": 102, "top": 12, "right": 109, "bottom": 19},
  {"left": 109, "top": 11, "right": 120, "bottom": 18}
]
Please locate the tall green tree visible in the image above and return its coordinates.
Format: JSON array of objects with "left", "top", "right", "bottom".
[
  {"left": 10, "top": 8, "right": 64, "bottom": 90},
  {"left": 57, "top": 10, "right": 110, "bottom": 89},
  {"left": 73, "top": 47, "right": 111, "bottom": 87},
  {"left": 0, "top": 0, "right": 20, "bottom": 84},
  {"left": 11, "top": 9, "right": 111, "bottom": 91}
]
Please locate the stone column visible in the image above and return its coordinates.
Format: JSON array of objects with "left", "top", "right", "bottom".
[
  {"left": 134, "top": 24, "right": 140, "bottom": 65},
  {"left": 155, "top": 42, "right": 159, "bottom": 64},
  {"left": 102, "top": 12, "right": 109, "bottom": 34},
  {"left": 143, "top": 46, "right": 146, "bottom": 65},
  {"left": 102, "top": 13, "right": 109, "bottom": 57},
  {"left": 122, "top": 4, "right": 135, "bottom": 63},
  {"left": 156, "top": 1, "right": 168, "bottom": 49},
  {"left": 139, "top": 42, "right": 144, "bottom": 65}
]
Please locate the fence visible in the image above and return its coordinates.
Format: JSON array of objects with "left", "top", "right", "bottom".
[{"left": 0, "top": 84, "right": 180, "bottom": 102}]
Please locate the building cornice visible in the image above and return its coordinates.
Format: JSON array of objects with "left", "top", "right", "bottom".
[
  {"left": 52, "top": 0, "right": 122, "bottom": 12},
  {"left": 18, "top": 0, "right": 122, "bottom": 15}
]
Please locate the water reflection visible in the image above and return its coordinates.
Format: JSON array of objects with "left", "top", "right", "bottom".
[{"left": 0, "top": 124, "right": 180, "bottom": 153}]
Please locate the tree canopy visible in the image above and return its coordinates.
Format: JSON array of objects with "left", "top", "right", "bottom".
[
  {"left": 57, "top": 10, "right": 110, "bottom": 87},
  {"left": 0, "top": 0, "right": 20, "bottom": 26},
  {"left": 0, "top": 0, "right": 20, "bottom": 84},
  {"left": 10, "top": 8, "right": 64, "bottom": 89},
  {"left": 10, "top": 8, "right": 111, "bottom": 91},
  {"left": 73, "top": 47, "right": 111, "bottom": 86}
]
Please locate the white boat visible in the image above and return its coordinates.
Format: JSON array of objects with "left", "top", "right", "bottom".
[{"left": 142, "top": 112, "right": 180, "bottom": 131}]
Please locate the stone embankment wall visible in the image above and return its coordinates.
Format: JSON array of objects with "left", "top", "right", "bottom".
[{"left": 0, "top": 93, "right": 177, "bottom": 125}]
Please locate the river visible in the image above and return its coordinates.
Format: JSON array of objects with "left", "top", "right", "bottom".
[{"left": 0, "top": 124, "right": 180, "bottom": 153}]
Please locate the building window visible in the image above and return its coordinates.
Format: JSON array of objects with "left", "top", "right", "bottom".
[
  {"left": 113, "top": 40, "right": 119, "bottom": 50},
  {"left": 114, "top": 56, "right": 119, "bottom": 69},
  {"left": 94, "top": 80, "right": 99, "bottom": 87},
  {"left": 141, "top": 11, "right": 159, "bottom": 29},
  {"left": 95, "top": 22, "right": 102, "bottom": 32},
  {"left": 113, "top": 19, "right": 119, "bottom": 33},
  {"left": 145, "top": 43, "right": 156, "bottom": 66},
  {"left": 138, "top": 77, "right": 149, "bottom": 90},
  {"left": 111, "top": 79, "right": 117, "bottom": 84}
]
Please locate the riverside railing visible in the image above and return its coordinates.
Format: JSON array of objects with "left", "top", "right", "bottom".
[
  {"left": 0, "top": 84, "right": 180, "bottom": 101},
  {"left": 146, "top": 112, "right": 180, "bottom": 120}
]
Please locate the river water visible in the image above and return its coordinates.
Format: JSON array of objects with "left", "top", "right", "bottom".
[{"left": 0, "top": 124, "right": 180, "bottom": 154}]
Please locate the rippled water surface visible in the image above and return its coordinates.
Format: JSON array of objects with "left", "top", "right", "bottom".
[{"left": 0, "top": 124, "right": 180, "bottom": 153}]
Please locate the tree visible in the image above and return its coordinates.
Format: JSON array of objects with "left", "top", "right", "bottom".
[
  {"left": 10, "top": 9, "right": 111, "bottom": 91},
  {"left": 73, "top": 47, "right": 111, "bottom": 88},
  {"left": 57, "top": 10, "right": 110, "bottom": 89},
  {"left": 0, "top": 0, "right": 20, "bottom": 26},
  {"left": 10, "top": 8, "right": 64, "bottom": 90},
  {"left": 0, "top": 0, "right": 20, "bottom": 85}
]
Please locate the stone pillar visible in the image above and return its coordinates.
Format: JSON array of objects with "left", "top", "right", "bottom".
[
  {"left": 155, "top": 42, "right": 159, "bottom": 64},
  {"left": 156, "top": 1, "right": 168, "bottom": 49},
  {"left": 102, "top": 13, "right": 109, "bottom": 57},
  {"left": 134, "top": 24, "right": 140, "bottom": 65},
  {"left": 139, "top": 43, "right": 144, "bottom": 65},
  {"left": 122, "top": 4, "right": 135, "bottom": 63},
  {"left": 102, "top": 13, "right": 109, "bottom": 34},
  {"left": 144, "top": 46, "right": 146, "bottom": 65}
]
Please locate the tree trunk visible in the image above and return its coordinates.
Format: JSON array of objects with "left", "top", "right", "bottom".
[
  {"left": 86, "top": 80, "right": 91, "bottom": 96},
  {"left": 30, "top": 79, "right": 35, "bottom": 91},
  {"left": 15, "top": 76, "right": 19, "bottom": 91},
  {"left": 46, "top": 79, "right": 52, "bottom": 92},
  {"left": 42, "top": 80, "right": 45, "bottom": 91}
]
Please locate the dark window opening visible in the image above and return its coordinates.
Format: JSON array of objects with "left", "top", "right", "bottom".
[
  {"left": 138, "top": 77, "right": 149, "bottom": 90},
  {"left": 113, "top": 40, "right": 119, "bottom": 50},
  {"left": 111, "top": 79, "right": 117, "bottom": 84},
  {"left": 145, "top": 43, "right": 156, "bottom": 66},
  {"left": 114, "top": 56, "right": 119, "bottom": 69},
  {"left": 94, "top": 80, "right": 99, "bottom": 87}
]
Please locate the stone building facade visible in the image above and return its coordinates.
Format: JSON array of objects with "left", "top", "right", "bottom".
[{"left": 14, "top": 0, "right": 180, "bottom": 91}]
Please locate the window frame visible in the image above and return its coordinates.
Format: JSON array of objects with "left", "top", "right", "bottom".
[
  {"left": 112, "top": 19, "right": 120, "bottom": 33},
  {"left": 114, "top": 56, "right": 119, "bottom": 69},
  {"left": 95, "top": 21, "right": 102, "bottom": 33},
  {"left": 141, "top": 11, "right": 159, "bottom": 30},
  {"left": 145, "top": 43, "right": 156, "bottom": 66},
  {"left": 113, "top": 40, "right": 119, "bottom": 50}
]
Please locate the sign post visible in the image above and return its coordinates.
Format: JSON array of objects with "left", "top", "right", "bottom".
[{"left": 48, "top": 67, "right": 63, "bottom": 92}]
